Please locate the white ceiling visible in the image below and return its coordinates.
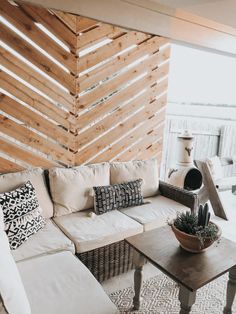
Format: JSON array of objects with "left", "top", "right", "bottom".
[
  {"left": 150, "top": 0, "right": 218, "bottom": 7},
  {"left": 148, "top": 0, "right": 236, "bottom": 29},
  {"left": 17, "top": 0, "right": 236, "bottom": 56}
]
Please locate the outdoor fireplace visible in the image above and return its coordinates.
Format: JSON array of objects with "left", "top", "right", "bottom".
[{"left": 167, "top": 130, "right": 203, "bottom": 191}]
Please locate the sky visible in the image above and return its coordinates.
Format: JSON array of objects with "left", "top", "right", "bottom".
[{"left": 168, "top": 44, "right": 236, "bottom": 104}]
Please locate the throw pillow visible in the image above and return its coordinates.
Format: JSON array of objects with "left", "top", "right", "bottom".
[
  {"left": 0, "top": 181, "right": 45, "bottom": 250},
  {"left": 0, "top": 168, "right": 54, "bottom": 219},
  {"left": 93, "top": 179, "right": 144, "bottom": 215}
]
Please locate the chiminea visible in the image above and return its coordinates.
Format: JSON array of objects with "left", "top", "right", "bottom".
[{"left": 167, "top": 130, "right": 202, "bottom": 191}]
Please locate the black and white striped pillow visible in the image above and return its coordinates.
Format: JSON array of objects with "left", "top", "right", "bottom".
[
  {"left": 0, "top": 181, "right": 45, "bottom": 250},
  {"left": 93, "top": 179, "right": 144, "bottom": 215}
]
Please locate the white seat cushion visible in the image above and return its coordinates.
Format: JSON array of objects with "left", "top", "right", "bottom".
[
  {"left": 54, "top": 210, "right": 143, "bottom": 253},
  {"left": 12, "top": 219, "right": 75, "bottom": 262},
  {"left": 0, "top": 230, "right": 30, "bottom": 314},
  {"left": 17, "top": 251, "right": 118, "bottom": 314},
  {"left": 120, "top": 195, "right": 189, "bottom": 231}
]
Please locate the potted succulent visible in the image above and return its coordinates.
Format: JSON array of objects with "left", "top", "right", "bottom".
[{"left": 170, "top": 203, "right": 221, "bottom": 253}]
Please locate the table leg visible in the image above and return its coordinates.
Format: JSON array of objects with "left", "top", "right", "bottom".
[
  {"left": 224, "top": 266, "right": 236, "bottom": 314},
  {"left": 178, "top": 285, "right": 196, "bottom": 314},
  {"left": 132, "top": 250, "right": 145, "bottom": 310}
]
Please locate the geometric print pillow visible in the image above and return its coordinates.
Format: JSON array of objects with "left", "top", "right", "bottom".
[
  {"left": 93, "top": 178, "right": 144, "bottom": 215},
  {"left": 0, "top": 181, "right": 45, "bottom": 250}
]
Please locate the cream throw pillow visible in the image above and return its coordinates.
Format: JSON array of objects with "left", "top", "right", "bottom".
[
  {"left": 0, "top": 168, "right": 53, "bottom": 219},
  {"left": 110, "top": 159, "right": 159, "bottom": 198},
  {"left": 49, "top": 163, "right": 110, "bottom": 217}
]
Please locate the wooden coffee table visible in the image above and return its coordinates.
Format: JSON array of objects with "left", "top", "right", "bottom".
[{"left": 126, "top": 226, "right": 236, "bottom": 314}]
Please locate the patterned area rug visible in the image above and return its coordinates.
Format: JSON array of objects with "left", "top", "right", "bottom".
[{"left": 109, "top": 272, "right": 236, "bottom": 314}]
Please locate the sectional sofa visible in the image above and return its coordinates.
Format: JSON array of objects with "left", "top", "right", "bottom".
[{"left": 0, "top": 159, "right": 196, "bottom": 314}]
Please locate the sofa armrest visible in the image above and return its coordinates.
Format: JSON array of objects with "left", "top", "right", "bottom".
[{"left": 159, "top": 180, "right": 198, "bottom": 213}]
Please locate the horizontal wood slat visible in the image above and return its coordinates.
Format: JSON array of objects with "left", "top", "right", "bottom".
[
  {"left": 0, "top": 0, "right": 76, "bottom": 74},
  {"left": 137, "top": 141, "right": 163, "bottom": 161},
  {"left": 77, "top": 76, "right": 168, "bottom": 149},
  {"left": 76, "top": 93, "right": 167, "bottom": 164},
  {"left": 79, "top": 37, "right": 169, "bottom": 91},
  {"left": 77, "top": 24, "right": 125, "bottom": 52},
  {"left": 76, "top": 16, "right": 99, "bottom": 34},
  {"left": 115, "top": 124, "right": 164, "bottom": 162},
  {"left": 52, "top": 10, "right": 77, "bottom": 33},
  {"left": 20, "top": 4, "right": 77, "bottom": 53},
  {"left": 0, "top": 94, "right": 74, "bottom": 149},
  {"left": 77, "top": 63, "right": 169, "bottom": 130},
  {"left": 78, "top": 49, "right": 170, "bottom": 111},
  {"left": 0, "top": 115, "right": 74, "bottom": 165},
  {"left": 0, "top": 23, "right": 75, "bottom": 94},
  {"left": 0, "top": 136, "right": 58, "bottom": 168},
  {"left": 0, "top": 46, "right": 75, "bottom": 113},
  {"left": 78, "top": 31, "right": 151, "bottom": 72},
  {"left": 0, "top": 70, "right": 74, "bottom": 130},
  {"left": 0, "top": 156, "right": 25, "bottom": 173},
  {"left": 0, "top": 1, "right": 170, "bottom": 172},
  {"left": 88, "top": 108, "right": 166, "bottom": 164}
]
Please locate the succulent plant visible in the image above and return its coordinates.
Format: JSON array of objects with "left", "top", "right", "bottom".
[
  {"left": 197, "top": 203, "right": 211, "bottom": 227},
  {"left": 170, "top": 203, "right": 219, "bottom": 249}
]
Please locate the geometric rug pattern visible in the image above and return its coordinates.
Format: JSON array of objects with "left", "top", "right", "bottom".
[{"left": 109, "top": 272, "right": 236, "bottom": 314}]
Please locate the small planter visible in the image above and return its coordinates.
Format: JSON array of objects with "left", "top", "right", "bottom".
[{"left": 171, "top": 222, "right": 221, "bottom": 253}]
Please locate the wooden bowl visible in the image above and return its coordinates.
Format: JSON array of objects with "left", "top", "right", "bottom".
[{"left": 171, "top": 222, "right": 221, "bottom": 253}]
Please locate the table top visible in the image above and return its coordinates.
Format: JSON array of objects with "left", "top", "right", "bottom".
[{"left": 126, "top": 225, "right": 236, "bottom": 291}]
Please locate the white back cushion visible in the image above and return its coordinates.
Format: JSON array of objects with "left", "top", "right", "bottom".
[
  {"left": 0, "top": 168, "right": 53, "bottom": 219},
  {"left": 0, "top": 227, "right": 31, "bottom": 314},
  {"left": 110, "top": 159, "right": 159, "bottom": 198},
  {"left": 49, "top": 163, "right": 110, "bottom": 217}
]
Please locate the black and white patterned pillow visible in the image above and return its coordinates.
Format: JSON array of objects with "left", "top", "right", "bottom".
[
  {"left": 93, "top": 179, "right": 144, "bottom": 215},
  {"left": 0, "top": 181, "right": 45, "bottom": 250}
]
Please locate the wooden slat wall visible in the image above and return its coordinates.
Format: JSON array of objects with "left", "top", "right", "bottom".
[
  {"left": 75, "top": 22, "right": 170, "bottom": 165},
  {"left": 0, "top": 0, "right": 170, "bottom": 172}
]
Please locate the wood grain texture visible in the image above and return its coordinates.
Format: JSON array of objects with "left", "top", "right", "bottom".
[
  {"left": 0, "top": 23, "right": 75, "bottom": 94},
  {"left": 126, "top": 225, "right": 236, "bottom": 291},
  {"left": 0, "top": 156, "right": 25, "bottom": 173},
  {"left": 20, "top": 3, "right": 77, "bottom": 53},
  {"left": 0, "top": 0, "right": 76, "bottom": 74},
  {"left": 0, "top": 0, "right": 170, "bottom": 171},
  {"left": 0, "top": 46, "right": 75, "bottom": 112}
]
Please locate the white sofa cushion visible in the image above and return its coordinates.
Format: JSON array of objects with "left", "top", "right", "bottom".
[
  {"left": 0, "top": 230, "right": 31, "bottom": 314},
  {"left": 120, "top": 195, "right": 189, "bottom": 231},
  {"left": 110, "top": 159, "right": 159, "bottom": 198},
  {"left": 0, "top": 168, "right": 53, "bottom": 218},
  {"left": 49, "top": 163, "right": 110, "bottom": 216},
  {"left": 17, "top": 251, "right": 118, "bottom": 314},
  {"left": 12, "top": 219, "right": 75, "bottom": 262},
  {"left": 54, "top": 210, "right": 143, "bottom": 253}
]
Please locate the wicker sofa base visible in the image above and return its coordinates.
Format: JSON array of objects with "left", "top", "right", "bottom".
[{"left": 77, "top": 240, "right": 136, "bottom": 282}]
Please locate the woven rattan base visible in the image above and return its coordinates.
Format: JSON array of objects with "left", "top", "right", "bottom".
[{"left": 77, "top": 240, "right": 135, "bottom": 282}]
